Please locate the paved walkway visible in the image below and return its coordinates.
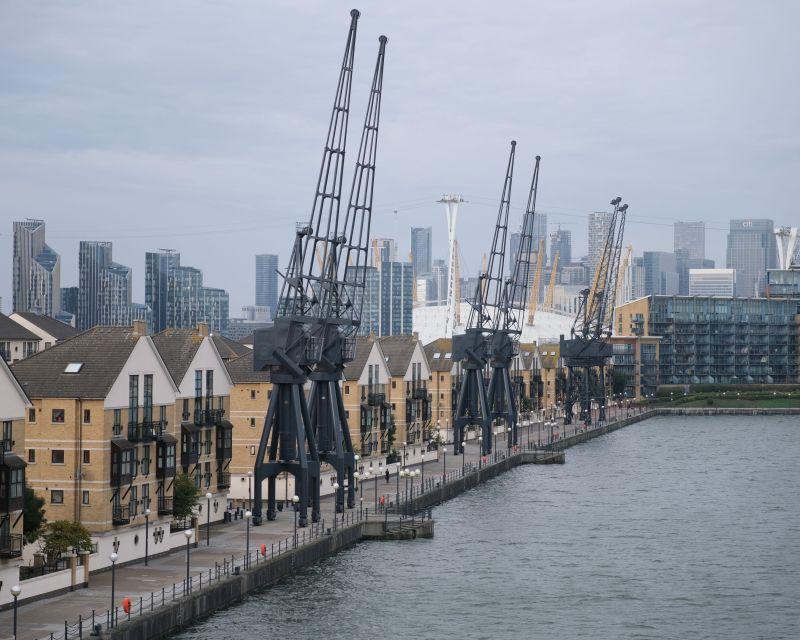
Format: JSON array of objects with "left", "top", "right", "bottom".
[{"left": 1, "top": 406, "right": 646, "bottom": 640}]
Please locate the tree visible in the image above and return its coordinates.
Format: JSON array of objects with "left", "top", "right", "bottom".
[
  {"left": 173, "top": 472, "right": 200, "bottom": 520},
  {"left": 612, "top": 371, "right": 628, "bottom": 395},
  {"left": 23, "top": 485, "right": 46, "bottom": 544},
  {"left": 41, "top": 520, "right": 92, "bottom": 561}
]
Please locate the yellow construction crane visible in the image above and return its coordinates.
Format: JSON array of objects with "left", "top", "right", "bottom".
[
  {"left": 544, "top": 250, "right": 559, "bottom": 311},
  {"left": 611, "top": 244, "right": 632, "bottom": 326},
  {"left": 526, "top": 239, "right": 545, "bottom": 325}
]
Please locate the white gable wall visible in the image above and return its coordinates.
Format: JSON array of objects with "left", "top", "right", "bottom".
[
  {"left": 0, "top": 359, "right": 31, "bottom": 420},
  {"left": 175, "top": 337, "right": 233, "bottom": 398},
  {"left": 105, "top": 337, "right": 178, "bottom": 409},
  {"left": 356, "top": 343, "right": 391, "bottom": 386},
  {"left": 9, "top": 313, "right": 59, "bottom": 346},
  {"left": 402, "top": 341, "right": 432, "bottom": 381}
]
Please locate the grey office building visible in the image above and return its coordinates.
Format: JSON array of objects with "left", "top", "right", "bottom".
[
  {"left": 550, "top": 227, "right": 571, "bottom": 267},
  {"left": 255, "top": 254, "right": 279, "bottom": 315},
  {"left": 588, "top": 211, "right": 612, "bottom": 278},
  {"left": 643, "top": 251, "right": 679, "bottom": 296},
  {"left": 410, "top": 227, "right": 432, "bottom": 276},
  {"left": 674, "top": 221, "right": 705, "bottom": 260},
  {"left": 351, "top": 262, "right": 412, "bottom": 337},
  {"left": 726, "top": 219, "right": 777, "bottom": 297},
  {"left": 145, "top": 250, "right": 229, "bottom": 334},
  {"left": 13, "top": 219, "right": 61, "bottom": 317}
]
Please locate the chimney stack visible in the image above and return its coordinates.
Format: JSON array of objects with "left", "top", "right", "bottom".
[
  {"left": 197, "top": 322, "right": 210, "bottom": 337},
  {"left": 132, "top": 319, "right": 148, "bottom": 337}
]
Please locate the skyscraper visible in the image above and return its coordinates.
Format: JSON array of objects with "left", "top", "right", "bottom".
[
  {"left": 255, "top": 254, "right": 279, "bottom": 315},
  {"left": 60, "top": 286, "right": 79, "bottom": 318},
  {"left": 410, "top": 227, "right": 432, "bottom": 276},
  {"left": 550, "top": 227, "right": 572, "bottom": 268},
  {"left": 674, "top": 221, "right": 705, "bottom": 260},
  {"left": 13, "top": 219, "right": 61, "bottom": 317},
  {"left": 371, "top": 238, "right": 397, "bottom": 265},
  {"left": 587, "top": 212, "right": 612, "bottom": 279},
  {"left": 532, "top": 212, "right": 547, "bottom": 266},
  {"left": 726, "top": 219, "right": 777, "bottom": 297},
  {"left": 145, "top": 250, "right": 229, "bottom": 334},
  {"left": 352, "top": 261, "right": 412, "bottom": 337},
  {"left": 643, "top": 251, "right": 679, "bottom": 296}
]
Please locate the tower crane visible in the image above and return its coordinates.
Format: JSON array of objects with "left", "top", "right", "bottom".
[
  {"left": 252, "top": 11, "right": 388, "bottom": 525},
  {"left": 560, "top": 197, "right": 628, "bottom": 426}
]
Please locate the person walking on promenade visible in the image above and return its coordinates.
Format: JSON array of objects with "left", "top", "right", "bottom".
[{"left": 385, "top": 467, "right": 390, "bottom": 484}]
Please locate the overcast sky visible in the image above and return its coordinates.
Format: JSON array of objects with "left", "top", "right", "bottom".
[{"left": 1, "top": 0, "right": 798, "bottom": 313}]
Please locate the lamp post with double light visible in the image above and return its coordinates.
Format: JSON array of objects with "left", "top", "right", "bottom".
[
  {"left": 292, "top": 495, "right": 299, "bottom": 548},
  {"left": 205, "top": 492, "right": 212, "bottom": 546},
  {"left": 109, "top": 552, "right": 118, "bottom": 627},
  {"left": 183, "top": 529, "right": 193, "bottom": 591},
  {"left": 244, "top": 510, "right": 252, "bottom": 568},
  {"left": 11, "top": 584, "right": 21, "bottom": 640},
  {"left": 144, "top": 508, "right": 151, "bottom": 566},
  {"left": 247, "top": 470, "right": 253, "bottom": 511}
]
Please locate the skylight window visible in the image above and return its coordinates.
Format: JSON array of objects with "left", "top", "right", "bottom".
[
  {"left": 445, "top": 352, "right": 452, "bottom": 359},
  {"left": 433, "top": 353, "right": 441, "bottom": 359},
  {"left": 64, "top": 363, "right": 83, "bottom": 374}
]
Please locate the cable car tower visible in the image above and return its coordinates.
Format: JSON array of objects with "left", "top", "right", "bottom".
[
  {"left": 252, "top": 10, "right": 388, "bottom": 526},
  {"left": 487, "top": 155, "right": 541, "bottom": 449},
  {"left": 560, "top": 197, "right": 628, "bottom": 426}
]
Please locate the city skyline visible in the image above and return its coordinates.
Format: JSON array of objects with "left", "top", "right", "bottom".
[{"left": 2, "top": 2, "right": 798, "bottom": 312}]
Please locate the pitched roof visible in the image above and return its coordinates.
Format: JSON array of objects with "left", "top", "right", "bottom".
[
  {"left": 343, "top": 336, "right": 374, "bottom": 381},
  {"left": 11, "top": 326, "right": 139, "bottom": 398},
  {"left": 0, "top": 313, "right": 40, "bottom": 341},
  {"left": 225, "top": 351, "right": 270, "bottom": 383},
  {"left": 424, "top": 338, "right": 454, "bottom": 372},
  {"left": 151, "top": 328, "right": 204, "bottom": 386},
  {"left": 13, "top": 312, "right": 80, "bottom": 340},
  {"left": 211, "top": 334, "right": 251, "bottom": 361},
  {"left": 240, "top": 333, "right": 255, "bottom": 346},
  {"left": 376, "top": 335, "right": 419, "bottom": 377},
  {"left": 518, "top": 342, "right": 536, "bottom": 370}
]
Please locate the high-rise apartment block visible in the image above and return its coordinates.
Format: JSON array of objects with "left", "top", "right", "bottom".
[
  {"left": 12, "top": 219, "right": 61, "bottom": 317},
  {"left": 351, "top": 261, "right": 412, "bottom": 337},
  {"left": 77, "top": 241, "right": 142, "bottom": 330},
  {"left": 145, "top": 251, "right": 229, "bottom": 334},
  {"left": 550, "top": 227, "right": 571, "bottom": 267},
  {"left": 726, "top": 219, "right": 777, "bottom": 297},
  {"left": 254, "top": 254, "right": 279, "bottom": 316},
  {"left": 587, "top": 211, "right": 611, "bottom": 278},
  {"left": 410, "top": 227, "right": 432, "bottom": 276},
  {"left": 688, "top": 268, "right": 736, "bottom": 296}
]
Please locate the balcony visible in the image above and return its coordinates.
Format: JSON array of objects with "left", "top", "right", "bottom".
[
  {"left": 367, "top": 389, "right": 386, "bottom": 406},
  {"left": 127, "top": 421, "right": 156, "bottom": 443},
  {"left": 112, "top": 505, "right": 131, "bottom": 525},
  {"left": 0, "top": 532, "right": 23, "bottom": 558},
  {"left": 412, "top": 386, "right": 429, "bottom": 401},
  {"left": 217, "top": 472, "right": 231, "bottom": 489},
  {"left": 157, "top": 496, "right": 173, "bottom": 515}
]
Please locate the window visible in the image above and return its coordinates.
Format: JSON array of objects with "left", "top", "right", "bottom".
[
  {"left": 8, "top": 468, "right": 23, "bottom": 500},
  {"left": 182, "top": 398, "right": 190, "bottom": 421},
  {"left": 206, "top": 370, "right": 214, "bottom": 413},
  {"left": 64, "top": 362, "right": 82, "bottom": 373},
  {"left": 159, "top": 405, "right": 167, "bottom": 423},
  {"left": 129, "top": 375, "right": 139, "bottom": 425},
  {"left": 51, "top": 490, "right": 64, "bottom": 504},
  {"left": 267, "top": 390, "right": 272, "bottom": 399},
  {"left": 130, "top": 485, "right": 138, "bottom": 516},
  {"left": 204, "top": 461, "right": 211, "bottom": 488},
  {"left": 144, "top": 374, "right": 153, "bottom": 422},
  {"left": 250, "top": 418, "right": 256, "bottom": 428},
  {"left": 142, "top": 483, "right": 150, "bottom": 511},
  {"left": 392, "top": 381, "right": 396, "bottom": 389},
  {"left": 28, "top": 449, "right": 35, "bottom": 463},
  {"left": 195, "top": 370, "right": 203, "bottom": 420},
  {"left": 51, "top": 449, "right": 65, "bottom": 464},
  {"left": 83, "top": 409, "right": 91, "bottom": 424},
  {"left": 344, "top": 385, "right": 350, "bottom": 395},
  {"left": 28, "top": 408, "right": 36, "bottom": 422},
  {"left": 250, "top": 445, "right": 256, "bottom": 455},
  {"left": 83, "top": 450, "right": 90, "bottom": 464},
  {"left": 113, "top": 408, "right": 122, "bottom": 433},
  {"left": 1, "top": 420, "right": 10, "bottom": 451},
  {"left": 250, "top": 390, "right": 256, "bottom": 400},
  {"left": 52, "top": 409, "right": 65, "bottom": 424},
  {"left": 141, "top": 445, "right": 151, "bottom": 475},
  {"left": 82, "top": 490, "right": 90, "bottom": 505}
]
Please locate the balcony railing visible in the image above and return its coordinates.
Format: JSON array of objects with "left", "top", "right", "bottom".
[
  {"left": 157, "top": 496, "right": 173, "bottom": 515},
  {"left": 112, "top": 505, "right": 131, "bottom": 525},
  {"left": 217, "top": 472, "right": 231, "bottom": 489},
  {"left": 0, "top": 532, "right": 23, "bottom": 558},
  {"left": 412, "top": 387, "right": 429, "bottom": 401}
]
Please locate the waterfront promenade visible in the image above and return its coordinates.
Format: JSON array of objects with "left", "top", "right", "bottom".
[{"left": 0, "top": 404, "right": 668, "bottom": 640}]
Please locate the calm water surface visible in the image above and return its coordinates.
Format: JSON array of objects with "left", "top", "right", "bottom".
[{"left": 174, "top": 416, "right": 799, "bottom": 639}]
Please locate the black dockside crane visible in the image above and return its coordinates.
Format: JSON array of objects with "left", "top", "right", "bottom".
[
  {"left": 561, "top": 197, "right": 629, "bottom": 426},
  {"left": 251, "top": 10, "right": 387, "bottom": 527}
]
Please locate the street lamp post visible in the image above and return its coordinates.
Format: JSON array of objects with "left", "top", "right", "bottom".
[
  {"left": 144, "top": 508, "right": 151, "bottom": 566},
  {"left": 244, "top": 510, "right": 252, "bottom": 568},
  {"left": 478, "top": 435, "right": 483, "bottom": 468},
  {"left": 507, "top": 426, "right": 511, "bottom": 455},
  {"left": 374, "top": 473, "right": 379, "bottom": 512},
  {"left": 109, "top": 552, "right": 118, "bottom": 627},
  {"left": 247, "top": 470, "right": 253, "bottom": 512},
  {"left": 395, "top": 464, "right": 401, "bottom": 507},
  {"left": 11, "top": 584, "right": 21, "bottom": 640},
  {"left": 292, "top": 495, "right": 299, "bottom": 548},
  {"left": 359, "top": 497, "right": 363, "bottom": 519},
  {"left": 441, "top": 443, "right": 446, "bottom": 480},
  {"left": 183, "top": 529, "right": 193, "bottom": 591},
  {"left": 205, "top": 492, "right": 212, "bottom": 546},
  {"left": 332, "top": 482, "right": 340, "bottom": 528},
  {"left": 461, "top": 440, "right": 466, "bottom": 474}
]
